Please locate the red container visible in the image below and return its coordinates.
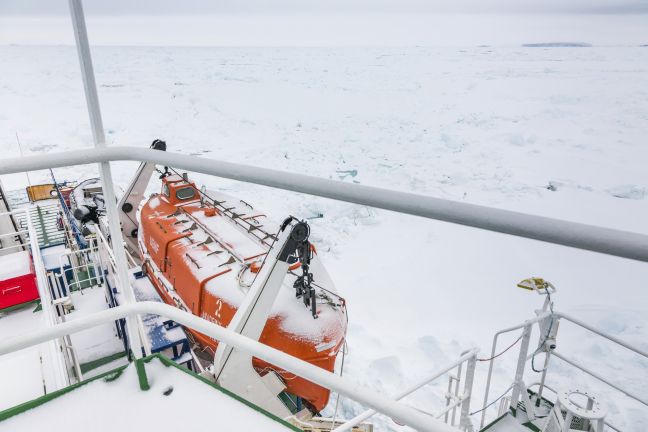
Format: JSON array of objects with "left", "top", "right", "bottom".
[{"left": 0, "top": 252, "right": 39, "bottom": 310}]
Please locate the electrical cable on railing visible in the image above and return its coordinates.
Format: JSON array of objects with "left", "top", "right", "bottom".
[
  {"left": 470, "top": 384, "right": 513, "bottom": 416},
  {"left": 477, "top": 334, "right": 524, "bottom": 362}
]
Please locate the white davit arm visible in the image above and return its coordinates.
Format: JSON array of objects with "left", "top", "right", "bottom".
[
  {"left": 117, "top": 139, "right": 166, "bottom": 254},
  {"left": 213, "top": 217, "right": 310, "bottom": 418}
]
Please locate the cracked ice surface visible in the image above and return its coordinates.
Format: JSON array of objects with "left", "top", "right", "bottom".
[{"left": 1, "top": 44, "right": 647, "bottom": 431}]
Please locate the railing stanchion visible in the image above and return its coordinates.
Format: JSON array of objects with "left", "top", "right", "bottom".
[
  {"left": 444, "top": 375, "right": 454, "bottom": 424},
  {"left": 536, "top": 349, "right": 551, "bottom": 405},
  {"left": 480, "top": 333, "right": 499, "bottom": 428},
  {"left": 510, "top": 324, "right": 532, "bottom": 414},
  {"left": 452, "top": 362, "right": 462, "bottom": 426},
  {"left": 333, "top": 350, "right": 477, "bottom": 432},
  {"left": 459, "top": 352, "right": 476, "bottom": 431}
]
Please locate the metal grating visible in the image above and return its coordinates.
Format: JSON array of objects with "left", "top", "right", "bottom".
[{"left": 14, "top": 202, "right": 66, "bottom": 248}]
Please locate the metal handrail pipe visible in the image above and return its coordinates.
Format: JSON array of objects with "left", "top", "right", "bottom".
[
  {"left": 555, "top": 312, "right": 648, "bottom": 359},
  {"left": 333, "top": 349, "right": 478, "bottom": 432},
  {"left": 0, "top": 244, "right": 29, "bottom": 252},
  {"left": 43, "top": 249, "right": 99, "bottom": 261},
  {"left": 1, "top": 147, "right": 648, "bottom": 262},
  {"left": 0, "top": 230, "right": 28, "bottom": 239},
  {"left": 491, "top": 312, "right": 552, "bottom": 338},
  {"left": 68, "top": 278, "right": 96, "bottom": 290},
  {"left": 0, "top": 208, "right": 28, "bottom": 217},
  {"left": 95, "top": 228, "right": 117, "bottom": 266},
  {"left": 435, "top": 396, "right": 466, "bottom": 419},
  {"left": 0, "top": 301, "right": 458, "bottom": 432},
  {"left": 480, "top": 312, "right": 550, "bottom": 428},
  {"left": 552, "top": 351, "right": 648, "bottom": 407}
]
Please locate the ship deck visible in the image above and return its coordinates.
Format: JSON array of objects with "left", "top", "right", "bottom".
[
  {"left": 0, "top": 302, "right": 58, "bottom": 411},
  {"left": 0, "top": 355, "right": 299, "bottom": 431}
]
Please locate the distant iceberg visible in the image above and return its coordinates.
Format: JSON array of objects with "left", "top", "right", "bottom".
[{"left": 522, "top": 42, "right": 592, "bottom": 47}]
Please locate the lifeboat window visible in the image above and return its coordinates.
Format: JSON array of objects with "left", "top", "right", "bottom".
[
  {"left": 162, "top": 184, "right": 170, "bottom": 197},
  {"left": 176, "top": 187, "right": 196, "bottom": 200}
]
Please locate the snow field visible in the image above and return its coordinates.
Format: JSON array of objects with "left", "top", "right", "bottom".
[{"left": 1, "top": 44, "right": 647, "bottom": 430}]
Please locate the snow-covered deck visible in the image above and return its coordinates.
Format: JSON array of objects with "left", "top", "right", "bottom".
[
  {"left": 0, "top": 356, "right": 297, "bottom": 431},
  {"left": 0, "top": 250, "right": 32, "bottom": 281},
  {"left": 0, "top": 303, "right": 64, "bottom": 411},
  {"left": 65, "top": 285, "right": 128, "bottom": 373}
]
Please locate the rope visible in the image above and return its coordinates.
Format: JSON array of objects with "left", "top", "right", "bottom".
[
  {"left": 470, "top": 385, "right": 513, "bottom": 416},
  {"left": 477, "top": 334, "right": 523, "bottom": 362}
]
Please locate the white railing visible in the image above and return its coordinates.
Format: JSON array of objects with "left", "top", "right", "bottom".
[
  {"left": 334, "top": 349, "right": 478, "bottom": 432},
  {"left": 24, "top": 208, "right": 70, "bottom": 390},
  {"left": 0, "top": 301, "right": 459, "bottom": 432},
  {"left": 0, "top": 230, "right": 28, "bottom": 239},
  {"left": 550, "top": 312, "right": 648, "bottom": 408},
  {"left": 52, "top": 247, "right": 102, "bottom": 294},
  {"left": 479, "top": 311, "right": 550, "bottom": 428},
  {"left": 1, "top": 208, "right": 80, "bottom": 385},
  {"left": 1, "top": 147, "right": 647, "bottom": 263},
  {"left": 0, "top": 209, "right": 28, "bottom": 254},
  {"left": 2, "top": 138, "right": 645, "bottom": 432},
  {"left": 92, "top": 228, "right": 152, "bottom": 357},
  {"left": 479, "top": 310, "right": 648, "bottom": 429}
]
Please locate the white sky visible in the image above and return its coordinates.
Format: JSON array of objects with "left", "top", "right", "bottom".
[
  {"left": 1, "top": 0, "right": 648, "bottom": 15},
  {"left": 0, "top": 1, "right": 647, "bottom": 46}
]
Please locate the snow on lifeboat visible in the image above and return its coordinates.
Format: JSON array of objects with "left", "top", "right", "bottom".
[{"left": 137, "top": 172, "right": 347, "bottom": 414}]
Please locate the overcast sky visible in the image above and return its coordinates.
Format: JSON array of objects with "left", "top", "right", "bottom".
[
  {"left": 2, "top": 0, "right": 647, "bottom": 46},
  {"left": 2, "top": 0, "right": 648, "bottom": 15}
]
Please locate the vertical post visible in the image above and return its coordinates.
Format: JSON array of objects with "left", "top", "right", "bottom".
[
  {"left": 510, "top": 325, "right": 532, "bottom": 413},
  {"left": 536, "top": 350, "right": 552, "bottom": 404},
  {"left": 135, "top": 358, "right": 150, "bottom": 391},
  {"left": 537, "top": 314, "right": 557, "bottom": 404},
  {"left": 451, "top": 363, "right": 462, "bottom": 426},
  {"left": 480, "top": 333, "right": 500, "bottom": 429},
  {"left": 459, "top": 354, "right": 477, "bottom": 432},
  {"left": 68, "top": 0, "right": 143, "bottom": 359},
  {"left": 92, "top": 240, "right": 103, "bottom": 286},
  {"left": 444, "top": 375, "right": 453, "bottom": 424},
  {"left": 68, "top": 0, "right": 105, "bottom": 146}
]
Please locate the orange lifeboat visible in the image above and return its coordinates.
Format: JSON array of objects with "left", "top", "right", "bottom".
[{"left": 138, "top": 173, "right": 347, "bottom": 413}]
